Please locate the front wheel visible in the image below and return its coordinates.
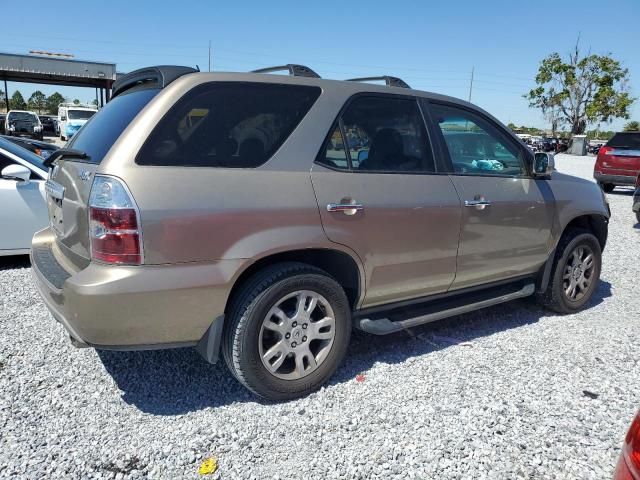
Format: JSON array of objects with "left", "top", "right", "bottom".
[
  {"left": 600, "top": 183, "right": 615, "bottom": 193},
  {"left": 539, "top": 229, "right": 602, "bottom": 313},
  {"left": 222, "top": 262, "right": 351, "bottom": 401}
]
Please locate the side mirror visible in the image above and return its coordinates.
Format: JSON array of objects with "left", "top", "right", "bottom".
[
  {"left": 2, "top": 164, "right": 31, "bottom": 184},
  {"left": 60, "top": 116, "right": 66, "bottom": 121},
  {"left": 532, "top": 152, "right": 555, "bottom": 177}
]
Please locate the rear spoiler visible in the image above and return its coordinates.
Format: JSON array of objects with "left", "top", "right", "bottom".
[{"left": 111, "top": 66, "right": 198, "bottom": 99}]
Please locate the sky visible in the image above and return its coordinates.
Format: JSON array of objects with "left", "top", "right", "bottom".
[{"left": 2, "top": 0, "right": 639, "bottom": 131}]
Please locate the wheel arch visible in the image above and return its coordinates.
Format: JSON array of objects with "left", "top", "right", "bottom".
[{"left": 224, "top": 248, "right": 364, "bottom": 315}]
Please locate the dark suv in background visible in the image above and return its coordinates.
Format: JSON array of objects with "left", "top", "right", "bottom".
[{"left": 32, "top": 65, "right": 609, "bottom": 400}]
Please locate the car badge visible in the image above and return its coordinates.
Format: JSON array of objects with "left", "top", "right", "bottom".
[{"left": 79, "top": 170, "right": 92, "bottom": 181}]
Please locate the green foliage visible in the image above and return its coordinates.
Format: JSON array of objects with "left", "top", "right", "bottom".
[
  {"left": 623, "top": 120, "right": 639, "bottom": 131},
  {"left": 10, "top": 91, "right": 27, "bottom": 110},
  {"left": 73, "top": 99, "right": 80, "bottom": 105},
  {"left": 586, "top": 129, "right": 615, "bottom": 140},
  {"left": 526, "top": 42, "right": 634, "bottom": 134},
  {"left": 27, "top": 91, "right": 47, "bottom": 114},
  {"left": 46, "top": 92, "right": 65, "bottom": 114}
]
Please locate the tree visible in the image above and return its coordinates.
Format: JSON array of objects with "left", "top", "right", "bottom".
[
  {"left": 526, "top": 41, "right": 634, "bottom": 134},
  {"left": 73, "top": 99, "right": 80, "bottom": 105},
  {"left": 90, "top": 98, "right": 98, "bottom": 107},
  {"left": 10, "top": 91, "right": 27, "bottom": 110},
  {"left": 624, "top": 121, "right": 639, "bottom": 132},
  {"left": 46, "top": 92, "right": 65, "bottom": 114},
  {"left": 27, "top": 90, "right": 47, "bottom": 114}
]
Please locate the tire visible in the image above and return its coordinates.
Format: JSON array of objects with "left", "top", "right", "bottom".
[
  {"left": 222, "top": 262, "right": 351, "bottom": 401},
  {"left": 601, "top": 183, "right": 615, "bottom": 193},
  {"left": 635, "top": 211, "right": 640, "bottom": 224},
  {"left": 538, "top": 228, "right": 602, "bottom": 314}
]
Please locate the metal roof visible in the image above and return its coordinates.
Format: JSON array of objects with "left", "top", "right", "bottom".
[{"left": 0, "top": 52, "right": 116, "bottom": 88}]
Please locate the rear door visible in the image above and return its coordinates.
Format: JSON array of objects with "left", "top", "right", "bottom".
[
  {"left": 426, "top": 101, "right": 554, "bottom": 290},
  {"left": 311, "top": 94, "right": 462, "bottom": 308}
]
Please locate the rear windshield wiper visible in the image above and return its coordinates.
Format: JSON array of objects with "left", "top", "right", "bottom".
[{"left": 44, "top": 148, "right": 89, "bottom": 168}]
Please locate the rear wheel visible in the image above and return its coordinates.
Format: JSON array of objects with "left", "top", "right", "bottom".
[
  {"left": 539, "top": 228, "right": 602, "bottom": 313},
  {"left": 222, "top": 262, "right": 351, "bottom": 401},
  {"left": 600, "top": 183, "right": 615, "bottom": 193},
  {"left": 635, "top": 211, "right": 640, "bottom": 224}
]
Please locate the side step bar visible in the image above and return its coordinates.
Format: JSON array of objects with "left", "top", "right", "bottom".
[{"left": 355, "top": 283, "right": 535, "bottom": 335}]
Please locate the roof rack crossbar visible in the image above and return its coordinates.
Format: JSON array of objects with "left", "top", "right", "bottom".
[
  {"left": 346, "top": 76, "right": 411, "bottom": 89},
  {"left": 251, "top": 64, "right": 321, "bottom": 79}
]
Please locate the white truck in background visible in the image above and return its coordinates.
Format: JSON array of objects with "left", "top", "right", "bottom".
[{"left": 57, "top": 103, "right": 97, "bottom": 141}]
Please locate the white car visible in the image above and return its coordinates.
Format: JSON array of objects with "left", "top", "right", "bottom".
[{"left": 0, "top": 137, "right": 48, "bottom": 255}]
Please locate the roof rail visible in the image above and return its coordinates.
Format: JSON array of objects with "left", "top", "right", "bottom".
[
  {"left": 112, "top": 65, "right": 198, "bottom": 98},
  {"left": 346, "top": 76, "right": 411, "bottom": 89},
  {"left": 251, "top": 64, "right": 320, "bottom": 79}
]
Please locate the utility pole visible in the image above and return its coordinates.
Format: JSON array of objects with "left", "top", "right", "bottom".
[
  {"left": 208, "top": 40, "right": 212, "bottom": 72},
  {"left": 468, "top": 66, "right": 474, "bottom": 102}
]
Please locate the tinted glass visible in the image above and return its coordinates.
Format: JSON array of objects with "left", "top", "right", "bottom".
[
  {"left": 8, "top": 112, "right": 38, "bottom": 122},
  {"left": 607, "top": 132, "right": 640, "bottom": 149},
  {"left": 68, "top": 110, "right": 96, "bottom": 120},
  {"left": 67, "top": 88, "right": 159, "bottom": 164},
  {"left": 325, "top": 96, "right": 434, "bottom": 173},
  {"left": 431, "top": 103, "right": 524, "bottom": 176},
  {"left": 318, "top": 124, "right": 349, "bottom": 169},
  {"left": 137, "top": 83, "right": 321, "bottom": 168}
]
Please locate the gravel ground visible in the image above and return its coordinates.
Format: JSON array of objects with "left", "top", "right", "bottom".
[{"left": 1, "top": 154, "right": 639, "bottom": 479}]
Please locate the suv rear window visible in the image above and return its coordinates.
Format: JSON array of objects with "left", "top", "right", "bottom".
[
  {"left": 67, "top": 88, "right": 159, "bottom": 164},
  {"left": 136, "top": 82, "right": 321, "bottom": 168},
  {"left": 607, "top": 132, "right": 640, "bottom": 149}
]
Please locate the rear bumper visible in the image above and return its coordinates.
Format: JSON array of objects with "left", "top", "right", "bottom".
[
  {"left": 30, "top": 227, "right": 241, "bottom": 357},
  {"left": 593, "top": 172, "right": 636, "bottom": 186}
]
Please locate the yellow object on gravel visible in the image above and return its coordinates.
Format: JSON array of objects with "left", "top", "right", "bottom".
[{"left": 198, "top": 457, "right": 218, "bottom": 475}]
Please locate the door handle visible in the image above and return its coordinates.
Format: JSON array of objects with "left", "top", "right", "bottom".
[
  {"left": 327, "top": 203, "right": 364, "bottom": 215},
  {"left": 464, "top": 196, "right": 491, "bottom": 210}
]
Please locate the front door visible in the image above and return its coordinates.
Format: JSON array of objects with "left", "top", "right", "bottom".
[
  {"left": 427, "top": 101, "right": 554, "bottom": 290},
  {"left": 311, "top": 94, "right": 462, "bottom": 308}
]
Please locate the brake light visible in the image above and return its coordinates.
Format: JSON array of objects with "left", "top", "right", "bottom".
[
  {"left": 615, "top": 413, "right": 640, "bottom": 480},
  {"left": 601, "top": 146, "right": 614, "bottom": 156},
  {"left": 88, "top": 175, "right": 142, "bottom": 265}
]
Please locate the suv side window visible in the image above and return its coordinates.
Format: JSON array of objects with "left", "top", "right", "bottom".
[
  {"left": 318, "top": 96, "right": 435, "bottom": 173},
  {"left": 430, "top": 103, "right": 525, "bottom": 176},
  {"left": 137, "top": 83, "right": 320, "bottom": 168}
]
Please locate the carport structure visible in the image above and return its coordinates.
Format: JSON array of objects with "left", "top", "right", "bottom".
[{"left": 0, "top": 52, "right": 117, "bottom": 109}]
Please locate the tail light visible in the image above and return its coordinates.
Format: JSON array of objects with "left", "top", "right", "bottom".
[
  {"left": 615, "top": 412, "right": 640, "bottom": 480},
  {"left": 88, "top": 175, "right": 143, "bottom": 265}
]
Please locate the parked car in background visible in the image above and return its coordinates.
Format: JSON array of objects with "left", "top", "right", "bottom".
[
  {"left": 0, "top": 137, "right": 48, "bottom": 256},
  {"left": 57, "top": 103, "right": 97, "bottom": 140},
  {"left": 32, "top": 65, "right": 609, "bottom": 400},
  {"left": 633, "top": 174, "right": 640, "bottom": 224},
  {"left": 594, "top": 131, "right": 640, "bottom": 192},
  {"left": 2, "top": 135, "right": 58, "bottom": 160},
  {"left": 39, "top": 115, "right": 57, "bottom": 134},
  {"left": 4, "top": 110, "right": 43, "bottom": 140},
  {"left": 613, "top": 410, "right": 640, "bottom": 479}
]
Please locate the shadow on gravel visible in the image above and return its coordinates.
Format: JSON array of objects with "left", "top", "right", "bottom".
[
  {"left": 0, "top": 255, "right": 31, "bottom": 271},
  {"left": 98, "top": 280, "right": 612, "bottom": 414}
]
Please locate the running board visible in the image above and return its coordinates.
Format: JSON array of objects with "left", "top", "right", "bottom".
[{"left": 355, "top": 282, "right": 535, "bottom": 335}]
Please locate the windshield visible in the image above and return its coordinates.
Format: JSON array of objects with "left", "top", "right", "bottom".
[
  {"left": 68, "top": 110, "right": 96, "bottom": 120},
  {"left": 8, "top": 112, "right": 38, "bottom": 123},
  {"left": 0, "top": 137, "right": 46, "bottom": 171},
  {"left": 67, "top": 88, "right": 159, "bottom": 164}
]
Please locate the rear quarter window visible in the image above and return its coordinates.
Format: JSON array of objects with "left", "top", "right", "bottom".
[{"left": 136, "top": 82, "right": 321, "bottom": 168}]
